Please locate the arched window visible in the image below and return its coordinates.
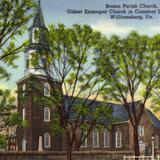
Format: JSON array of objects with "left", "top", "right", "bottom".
[
  {"left": 138, "top": 125, "right": 144, "bottom": 137},
  {"left": 22, "top": 138, "right": 27, "bottom": 151},
  {"left": 115, "top": 131, "right": 122, "bottom": 148},
  {"left": 22, "top": 84, "right": 26, "bottom": 97},
  {"left": 44, "top": 133, "right": 50, "bottom": 148},
  {"left": 22, "top": 108, "right": 26, "bottom": 121},
  {"left": 93, "top": 129, "right": 99, "bottom": 147},
  {"left": 155, "top": 135, "right": 159, "bottom": 148},
  {"left": 44, "top": 83, "right": 50, "bottom": 97},
  {"left": 32, "top": 28, "right": 40, "bottom": 43},
  {"left": 104, "top": 129, "right": 109, "bottom": 147},
  {"left": 44, "top": 107, "right": 50, "bottom": 121}
]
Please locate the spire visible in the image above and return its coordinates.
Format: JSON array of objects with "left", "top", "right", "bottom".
[{"left": 32, "top": 0, "right": 45, "bottom": 28}]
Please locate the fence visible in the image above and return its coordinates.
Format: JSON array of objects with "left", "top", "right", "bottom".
[{"left": 124, "top": 155, "right": 160, "bottom": 160}]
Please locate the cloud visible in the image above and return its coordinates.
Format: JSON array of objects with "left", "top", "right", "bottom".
[{"left": 91, "top": 20, "right": 133, "bottom": 34}]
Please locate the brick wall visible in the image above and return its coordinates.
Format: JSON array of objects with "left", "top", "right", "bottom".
[{"left": 0, "top": 151, "right": 133, "bottom": 160}]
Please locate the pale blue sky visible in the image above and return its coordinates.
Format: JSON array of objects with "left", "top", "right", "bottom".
[{"left": 1, "top": 0, "right": 160, "bottom": 91}]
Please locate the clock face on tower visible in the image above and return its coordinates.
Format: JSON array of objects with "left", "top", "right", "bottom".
[{"left": 32, "top": 28, "right": 40, "bottom": 43}]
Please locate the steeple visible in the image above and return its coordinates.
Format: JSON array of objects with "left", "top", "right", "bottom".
[
  {"left": 31, "top": 0, "right": 46, "bottom": 29},
  {"left": 27, "top": 0, "right": 49, "bottom": 47},
  {"left": 25, "top": 0, "right": 50, "bottom": 76}
]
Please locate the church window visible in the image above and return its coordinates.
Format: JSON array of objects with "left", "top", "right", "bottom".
[
  {"left": 139, "top": 139, "right": 145, "bottom": 152},
  {"left": 81, "top": 131, "right": 87, "bottom": 147},
  {"left": 115, "top": 131, "right": 122, "bottom": 148},
  {"left": 104, "top": 129, "right": 109, "bottom": 147},
  {"left": 138, "top": 125, "right": 144, "bottom": 137},
  {"left": 22, "top": 138, "right": 27, "bottom": 151},
  {"left": 44, "top": 83, "right": 50, "bottom": 96},
  {"left": 22, "top": 84, "right": 26, "bottom": 97},
  {"left": 26, "top": 58, "right": 29, "bottom": 69},
  {"left": 44, "top": 133, "right": 50, "bottom": 148},
  {"left": 155, "top": 135, "right": 159, "bottom": 148},
  {"left": 32, "top": 28, "right": 40, "bottom": 43},
  {"left": 93, "top": 129, "right": 99, "bottom": 147},
  {"left": 22, "top": 108, "right": 26, "bottom": 121},
  {"left": 44, "top": 107, "right": 50, "bottom": 121}
]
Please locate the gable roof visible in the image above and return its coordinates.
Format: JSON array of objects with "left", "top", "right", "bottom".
[
  {"left": 146, "top": 109, "right": 160, "bottom": 128},
  {"left": 64, "top": 96, "right": 160, "bottom": 128}
]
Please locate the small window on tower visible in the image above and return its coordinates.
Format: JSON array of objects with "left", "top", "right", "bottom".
[
  {"left": 44, "top": 107, "right": 50, "bottom": 121},
  {"left": 22, "top": 84, "right": 26, "bottom": 97},
  {"left": 44, "top": 133, "right": 50, "bottom": 148},
  {"left": 32, "top": 28, "right": 40, "bottom": 43},
  {"left": 26, "top": 58, "right": 29, "bottom": 69},
  {"left": 41, "top": 57, "right": 47, "bottom": 68},
  {"left": 44, "top": 83, "right": 50, "bottom": 97},
  {"left": 22, "top": 108, "right": 26, "bottom": 121}
]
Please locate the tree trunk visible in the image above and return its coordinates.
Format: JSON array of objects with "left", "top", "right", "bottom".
[
  {"left": 67, "top": 131, "right": 72, "bottom": 160},
  {"left": 133, "top": 125, "right": 140, "bottom": 158}
]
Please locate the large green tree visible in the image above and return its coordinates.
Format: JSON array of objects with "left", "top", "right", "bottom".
[
  {"left": 0, "top": 0, "right": 34, "bottom": 149},
  {"left": 31, "top": 24, "right": 114, "bottom": 160},
  {"left": 0, "top": 0, "right": 35, "bottom": 79},
  {"left": 95, "top": 32, "right": 160, "bottom": 156}
]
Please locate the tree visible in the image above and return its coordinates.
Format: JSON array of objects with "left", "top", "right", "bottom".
[
  {"left": 94, "top": 32, "right": 160, "bottom": 156},
  {"left": 151, "top": 87, "right": 160, "bottom": 115},
  {"left": 0, "top": 0, "right": 34, "bottom": 150},
  {"left": 0, "top": 89, "right": 22, "bottom": 149},
  {"left": 0, "top": 0, "right": 35, "bottom": 80},
  {"left": 31, "top": 24, "right": 114, "bottom": 160}
]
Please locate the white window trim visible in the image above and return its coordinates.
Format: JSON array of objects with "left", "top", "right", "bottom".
[
  {"left": 155, "top": 135, "right": 159, "bottom": 148},
  {"left": 81, "top": 132, "right": 87, "bottom": 148},
  {"left": 138, "top": 125, "right": 144, "bottom": 137},
  {"left": 104, "top": 129, "right": 110, "bottom": 148},
  {"left": 44, "top": 83, "right": 50, "bottom": 97},
  {"left": 32, "top": 28, "right": 39, "bottom": 43},
  {"left": 22, "top": 138, "right": 27, "bottom": 151},
  {"left": 22, "top": 84, "right": 26, "bottom": 97},
  {"left": 44, "top": 133, "right": 51, "bottom": 148},
  {"left": 44, "top": 107, "right": 50, "bottom": 122},
  {"left": 115, "top": 131, "right": 122, "bottom": 148},
  {"left": 22, "top": 108, "right": 26, "bottom": 121},
  {"left": 93, "top": 130, "right": 99, "bottom": 147}
]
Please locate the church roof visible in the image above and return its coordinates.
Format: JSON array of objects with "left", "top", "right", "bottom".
[
  {"left": 31, "top": 1, "right": 46, "bottom": 28},
  {"left": 64, "top": 96, "right": 160, "bottom": 128},
  {"left": 146, "top": 109, "right": 160, "bottom": 128}
]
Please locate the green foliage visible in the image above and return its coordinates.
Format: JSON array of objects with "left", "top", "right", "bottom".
[
  {"left": 0, "top": 0, "right": 35, "bottom": 80},
  {"left": 49, "top": 115, "right": 65, "bottom": 136},
  {"left": 0, "top": 89, "right": 22, "bottom": 132},
  {"left": 94, "top": 31, "right": 160, "bottom": 156},
  {"left": 95, "top": 31, "right": 160, "bottom": 104},
  {"left": 0, "top": 135, "right": 6, "bottom": 149},
  {"left": 37, "top": 23, "right": 115, "bottom": 152}
]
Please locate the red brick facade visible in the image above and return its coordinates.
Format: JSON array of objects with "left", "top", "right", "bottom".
[{"left": 16, "top": 74, "right": 160, "bottom": 154}]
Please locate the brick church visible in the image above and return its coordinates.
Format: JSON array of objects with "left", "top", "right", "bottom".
[{"left": 13, "top": 1, "right": 160, "bottom": 154}]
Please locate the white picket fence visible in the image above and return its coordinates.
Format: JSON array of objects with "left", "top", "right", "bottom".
[{"left": 124, "top": 155, "right": 160, "bottom": 160}]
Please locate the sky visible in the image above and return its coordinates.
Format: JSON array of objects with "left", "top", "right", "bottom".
[{"left": 1, "top": 0, "right": 160, "bottom": 94}]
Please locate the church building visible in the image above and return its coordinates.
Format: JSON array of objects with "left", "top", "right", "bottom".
[{"left": 15, "top": 1, "right": 160, "bottom": 154}]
